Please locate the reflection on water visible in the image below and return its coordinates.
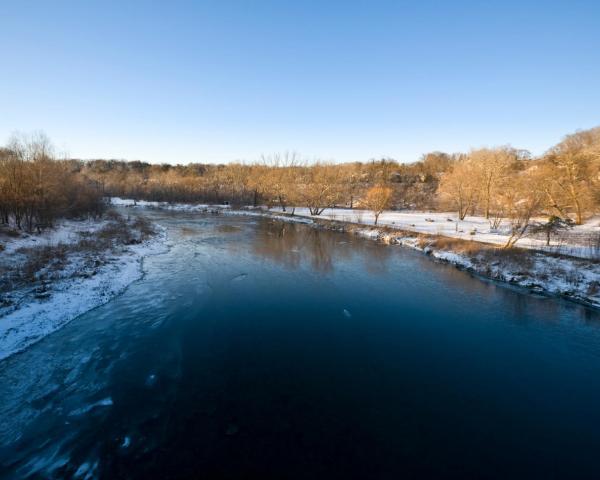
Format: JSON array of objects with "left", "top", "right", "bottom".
[
  {"left": 252, "top": 221, "right": 392, "bottom": 274},
  {"left": 1, "top": 212, "right": 600, "bottom": 479}
]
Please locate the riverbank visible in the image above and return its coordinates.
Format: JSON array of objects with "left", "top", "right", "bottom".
[
  {"left": 271, "top": 207, "right": 600, "bottom": 260},
  {"left": 315, "top": 218, "right": 600, "bottom": 310},
  {"left": 110, "top": 198, "right": 600, "bottom": 310},
  {"left": 0, "top": 214, "right": 169, "bottom": 361}
]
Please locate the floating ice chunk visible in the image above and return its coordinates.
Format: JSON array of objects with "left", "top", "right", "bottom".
[
  {"left": 68, "top": 397, "right": 113, "bottom": 416},
  {"left": 74, "top": 462, "right": 90, "bottom": 478},
  {"left": 75, "top": 461, "right": 98, "bottom": 480},
  {"left": 145, "top": 373, "right": 158, "bottom": 388}
]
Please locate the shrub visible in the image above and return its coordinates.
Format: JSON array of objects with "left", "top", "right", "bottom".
[
  {"left": 132, "top": 216, "right": 155, "bottom": 239},
  {"left": 104, "top": 209, "right": 123, "bottom": 221}
]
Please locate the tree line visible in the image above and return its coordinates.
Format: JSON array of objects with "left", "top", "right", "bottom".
[
  {"left": 437, "top": 128, "right": 599, "bottom": 246},
  {"left": 1, "top": 127, "right": 599, "bottom": 243},
  {"left": 0, "top": 133, "right": 103, "bottom": 232}
]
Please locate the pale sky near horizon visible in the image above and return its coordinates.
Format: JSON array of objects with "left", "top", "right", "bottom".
[{"left": 2, "top": 0, "right": 599, "bottom": 164}]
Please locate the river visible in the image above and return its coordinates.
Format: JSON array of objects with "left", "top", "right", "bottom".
[{"left": 1, "top": 211, "right": 600, "bottom": 479}]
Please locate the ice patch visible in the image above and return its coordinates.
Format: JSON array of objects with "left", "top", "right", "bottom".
[
  {"left": 18, "top": 445, "right": 70, "bottom": 478},
  {"left": 145, "top": 373, "right": 158, "bottom": 388},
  {"left": 74, "top": 460, "right": 98, "bottom": 480},
  {"left": 68, "top": 397, "right": 113, "bottom": 417},
  {"left": 74, "top": 462, "right": 91, "bottom": 478},
  {"left": 0, "top": 225, "right": 169, "bottom": 362}
]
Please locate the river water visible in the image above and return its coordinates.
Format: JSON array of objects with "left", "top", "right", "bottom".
[{"left": 1, "top": 211, "right": 600, "bottom": 479}]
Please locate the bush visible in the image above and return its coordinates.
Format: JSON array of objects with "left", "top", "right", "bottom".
[
  {"left": 429, "top": 236, "right": 489, "bottom": 255},
  {"left": 132, "top": 216, "right": 155, "bottom": 238},
  {"left": 480, "top": 247, "right": 535, "bottom": 272},
  {"left": 21, "top": 244, "right": 68, "bottom": 281},
  {"left": 586, "top": 281, "right": 600, "bottom": 296},
  {"left": 104, "top": 209, "right": 123, "bottom": 221}
]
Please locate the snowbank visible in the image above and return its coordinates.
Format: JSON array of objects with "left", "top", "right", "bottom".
[
  {"left": 0, "top": 222, "right": 168, "bottom": 362},
  {"left": 347, "top": 225, "right": 600, "bottom": 309},
  {"left": 109, "top": 197, "right": 230, "bottom": 212},
  {"left": 2, "top": 219, "right": 107, "bottom": 255},
  {"left": 271, "top": 208, "right": 600, "bottom": 260}
]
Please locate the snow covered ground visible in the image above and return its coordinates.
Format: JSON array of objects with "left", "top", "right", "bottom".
[
  {"left": 270, "top": 207, "right": 600, "bottom": 260},
  {"left": 0, "top": 219, "right": 168, "bottom": 362},
  {"left": 110, "top": 197, "right": 231, "bottom": 212},
  {"left": 2, "top": 219, "right": 107, "bottom": 255}
]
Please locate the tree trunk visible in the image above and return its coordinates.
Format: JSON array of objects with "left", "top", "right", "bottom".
[{"left": 575, "top": 199, "right": 582, "bottom": 225}]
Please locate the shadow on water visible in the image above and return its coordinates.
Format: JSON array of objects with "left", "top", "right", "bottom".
[{"left": 1, "top": 212, "right": 600, "bottom": 479}]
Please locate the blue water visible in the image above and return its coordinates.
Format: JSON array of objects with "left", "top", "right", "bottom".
[{"left": 1, "top": 212, "right": 600, "bottom": 479}]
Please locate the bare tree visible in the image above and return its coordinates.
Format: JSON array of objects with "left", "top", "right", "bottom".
[
  {"left": 362, "top": 185, "right": 393, "bottom": 225},
  {"left": 531, "top": 215, "right": 573, "bottom": 246},
  {"left": 543, "top": 127, "right": 600, "bottom": 224},
  {"left": 0, "top": 132, "right": 103, "bottom": 231},
  {"left": 468, "top": 147, "right": 519, "bottom": 219},
  {"left": 437, "top": 157, "right": 478, "bottom": 220},
  {"left": 259, "top": 152, "right": 300, "bottom": 211},
  {"left": 500, "top": 172, "right": 544, "bottom": 248},
  {"left": 297, "top": 163, "right": 344, "bottom": 215}
]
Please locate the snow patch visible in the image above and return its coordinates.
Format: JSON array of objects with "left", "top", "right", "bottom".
[{"left": 0, "top": 224, "right": 169, "bottom": 362}]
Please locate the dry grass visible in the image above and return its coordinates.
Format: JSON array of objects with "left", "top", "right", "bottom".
[
  {"left": 1, "top": 213, "right": 157, "bottom": 293},
  {"left": 428, "top": 236, "right": 491, "bottom": 255},
  {"left": 103, "top": 209, "right": 123, "bottom": 221},
  {"left": 132, "top": 216, "right": 155, "bottom": 238},
  {"left": 479, "top": 247, "right": 535, "bottom": 272},
  {"left": 413, "top": 233, "right": 536, "bottom": 271},
  {"left": 21, "top": 244, "right": 68, "bottom": 281},
  {"left": 0, "top": 227, "right": 21, "bottom": 238},
  {"left": 587, "top": 281, "right": 600, "bottom": 297}
]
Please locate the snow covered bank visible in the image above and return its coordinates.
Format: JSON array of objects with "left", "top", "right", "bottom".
[
  {"left": 110, "top": 197, "right": 231, "bottom": 212},
  {"left": 0, "top": 218, "right": 168, "bottom": 362},
  {"left": 345, "top": 226, "right": 600, "bottom": 310},
  {"left": 271, "top": 207, "right": 600, "bottom": 260}
]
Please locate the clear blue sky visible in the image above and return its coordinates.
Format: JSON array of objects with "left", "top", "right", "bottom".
[{"left": 2, "top": 0, "right": 599, "bottom": 164}]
